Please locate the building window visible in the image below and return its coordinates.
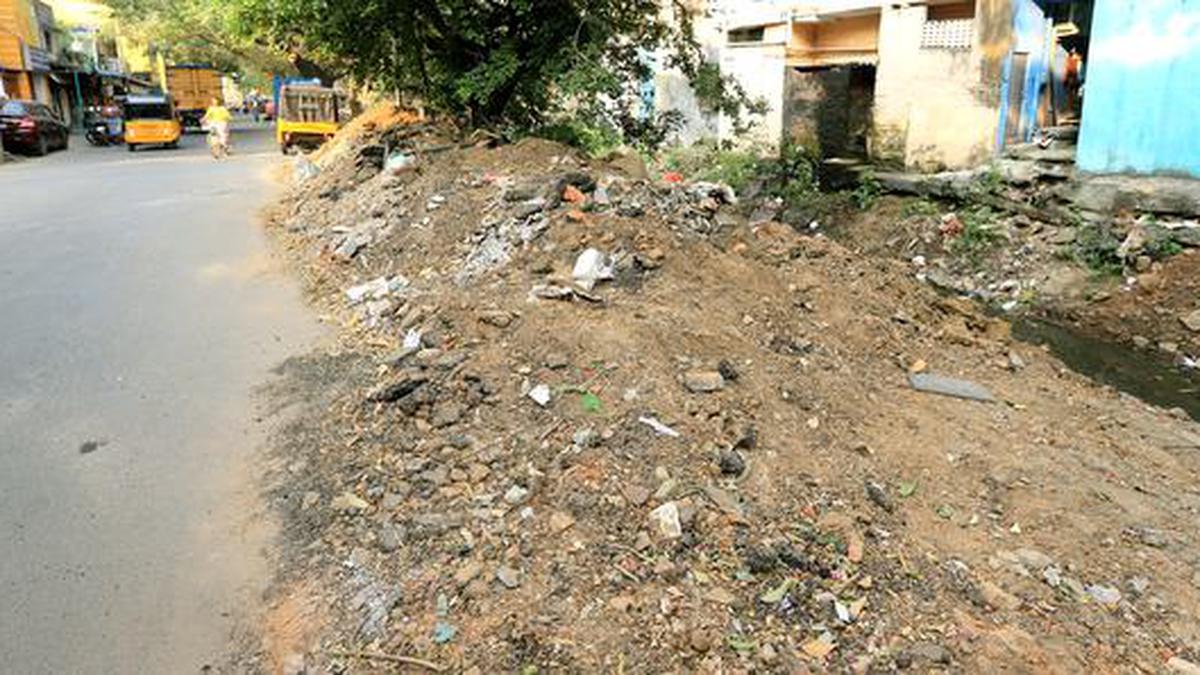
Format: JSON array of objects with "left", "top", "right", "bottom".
[
  {"left": 928, "top": 2, "right": 976, "bottom": 21},
  {"left": 921, "top": 18, "right": 974, "bottom": 49},
  {"left": 728, "top": 26, "right": 766, "bottom": 44}
]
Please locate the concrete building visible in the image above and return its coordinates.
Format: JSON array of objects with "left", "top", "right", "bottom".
[
  {"left": 715, "top": 0, "right": 1065, "bottom": 170},
  {"left": 1076, "top": 0, "right": 1200, "bottom": 177},
  {"left": 0, "top": 0, "right": 54, "bottom": 103},
  {"left": 654, "top": 1, "right": 1087, "bottom": 172}
]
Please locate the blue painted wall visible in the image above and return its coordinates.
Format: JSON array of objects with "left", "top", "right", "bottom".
[
  {"left": 1077, "top": 0, "right": 1200, "bottom": 176},
  {"left": 1014, "top": 0, "right": 1051, "bottom": 142},
  {"left": 996, "top": 0, "right": 1054, "bottom": 150}
]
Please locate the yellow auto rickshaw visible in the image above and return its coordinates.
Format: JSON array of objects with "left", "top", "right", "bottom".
[
  {"left": 276, "top": 84, "right": 343, "bottom": 153},
  {"left": 123, "top": 95, "right": 182, "bottom": 152}
]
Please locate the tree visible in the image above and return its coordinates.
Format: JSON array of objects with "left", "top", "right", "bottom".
[{"left": 113, "top": 0, "right": 760, "bottom": 142}]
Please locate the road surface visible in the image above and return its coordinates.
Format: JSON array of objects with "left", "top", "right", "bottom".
[{"left": 0, "top": 126, "right": 320, "bottom": 673}]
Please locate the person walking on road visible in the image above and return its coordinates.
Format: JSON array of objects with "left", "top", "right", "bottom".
[{"left": 202, "top": 97, "right": 232, "bottom": 159}]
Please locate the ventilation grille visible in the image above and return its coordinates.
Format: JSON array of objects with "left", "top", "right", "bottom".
[{"left": 921, "top": 19, "right": 974, "bottom": 50}]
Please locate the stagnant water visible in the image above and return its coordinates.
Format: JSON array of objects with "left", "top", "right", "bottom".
[{"left": 1013, "top": 318, "right": 1200, "bottom": 421}]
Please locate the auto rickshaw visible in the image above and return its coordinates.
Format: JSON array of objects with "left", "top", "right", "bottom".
[
  {"left": 276, "top": 84, "right": 343, "bottom": 153},
  {"left": 123, "top": 95, "right": 182, "bottom": 152}
]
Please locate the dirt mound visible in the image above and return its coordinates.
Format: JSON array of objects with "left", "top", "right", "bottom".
[{"left": 256, "top": 118, "right": 1200, "bottom": 673}]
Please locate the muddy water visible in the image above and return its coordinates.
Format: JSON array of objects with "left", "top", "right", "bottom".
[{"left": 1013, "top": 318, "right": 1200, "bottom": 421}]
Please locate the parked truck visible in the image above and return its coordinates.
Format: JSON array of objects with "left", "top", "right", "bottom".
[{"left": 166, "top": 65, "right": 223, "bottom": 130}]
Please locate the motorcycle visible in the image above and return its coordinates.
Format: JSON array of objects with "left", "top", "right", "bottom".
[
  {"left": 206, "top": 123, "right": 230, "bottom": 160},
  {"left": 84, "top": 112, "right": 123, "bottom": 147}
]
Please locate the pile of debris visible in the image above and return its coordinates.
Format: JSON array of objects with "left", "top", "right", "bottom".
[
  {"left": 255, "top": 107, "right": 1200, "bottom": 674},
  {"left": 843, "top": 152, "right": 1200, "bottom": 362}
]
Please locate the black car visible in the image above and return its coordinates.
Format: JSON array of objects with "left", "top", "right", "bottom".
[{"left": 0, "top": 100, "right": 70, "bottom": 156}]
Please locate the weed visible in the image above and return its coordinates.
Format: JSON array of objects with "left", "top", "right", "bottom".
[
  {"left": 1145, "top": 238, "right": 1184, "bottom": 260},
  {"left": 761, "top": 141, "right": 820, "bottom": 205},
  {"left": 1074, "top": 223, "right": 1124, "bottom": 276},
  {"left": 901, "top": 198, "right": 941, "bottom": 218},
  {"left": 969, "top": 165, "right": 1006, "bottom": 199},
  {"left": 535, "top": 119, "right": 623, "bottom": 157},
  {"left": 662, "top": 141, "right": 764, "bottom": 193},
  {"left": 948, "top": 206, "right": 1005, "bottom": 264},
  {"left": 850, "top": 169, "right": 882, "bottom": 210}
]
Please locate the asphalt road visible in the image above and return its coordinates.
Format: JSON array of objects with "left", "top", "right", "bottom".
[{"left": 0, "top": 126, "right": 321, "bottom": 673}]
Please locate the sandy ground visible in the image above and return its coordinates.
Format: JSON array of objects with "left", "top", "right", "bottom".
[{"left": 249, "top": 112, "right": 1200, "bottom": 673}]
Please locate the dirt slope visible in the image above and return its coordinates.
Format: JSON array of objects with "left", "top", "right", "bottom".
[{"left": 254, "top": 108, "right": 1200, "bottom": 674}]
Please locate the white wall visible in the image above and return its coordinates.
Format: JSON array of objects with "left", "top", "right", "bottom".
[
  {"left": 719, "top": 44, "right": 788, "bottom": 151},
  {"left": 872, "top": 4, "right": 1001, "bottom": 170}
]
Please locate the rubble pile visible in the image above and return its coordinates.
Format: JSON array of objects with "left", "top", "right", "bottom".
[
  {"left": 257, "top": 108, "right": 1200, "bottom": 673},
  {"left": 867, "top": 159, "right": 1200, "bottom": 360}
]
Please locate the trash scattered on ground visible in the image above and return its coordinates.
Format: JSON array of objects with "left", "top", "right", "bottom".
[
  {"left": 571, "top": 248, "right": 613, "bottom": 291},
  {"left": 526, "top": 383, "right": 551, "bottom": 407},
  {"left": 637, "top": 415, "right": 681, "bottom": 438},
  {"left": 253, "top": 106, "right": 1200, "bottom": 674}
]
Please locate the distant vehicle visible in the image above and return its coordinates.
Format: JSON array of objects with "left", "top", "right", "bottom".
[
  {"left": 0, "top": 100, "right": 69, "bottom": 156},
  {"left": 123, "top": 95, "right": 182, "bottom": 152},
  {"left": 276, "top": 84, "right": 343, "bottom": 154},
  {"left": 166, "top": 65, "right": 223, "bottom": 130},
  {"left": 84, "top": 107, "right": 124, "bottom": 147}
]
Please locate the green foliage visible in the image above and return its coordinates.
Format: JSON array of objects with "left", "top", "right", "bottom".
[
  {"left": 949, "top": 207, "right": 1005, "bottom": 264},
  {"left": 663, "top": 141, "right": 764, "bottom": 192},
  {"left": 117, "top": 0, "right": 762, "bottom": 143},
  {"left": 1145, "top": 238, "right": 1184, "bottom": 260},
  {"left": 850, "top": 169, "right": 882, "bottom": 210},
  {"left": 1074, "top": 223, "right": 1124, "bottom": 276},
  {"left": 901, "top": 198, "right": 941, "bottom": 218},
  {"left": 661, "top": 140, "right": 820, "bottom": 207},
  {"left": 969, "top": 165, "right": 1006, "bottom": 199},
  {"left": 765, "top": 141, "right": 820, "bottom": 204},
  {"left": 535, "top": 120, "right": 623, "bottom": 158}
]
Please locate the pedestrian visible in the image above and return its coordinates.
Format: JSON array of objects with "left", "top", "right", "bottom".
[{"left": 202, "top": 97, "right": 232, "bottom": 159}]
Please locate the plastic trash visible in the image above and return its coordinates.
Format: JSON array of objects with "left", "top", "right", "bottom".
[
  {"left": 528, "top": 384, "right": 552, "bottom": 407},
  {"left": 345, "top": 275, "right": 409, "bottom": 304},
  {"left": 572, "top": 248, "right": 613, "bottom": 291},
  {"left": 638, "top": 415, "right": 682, "bottom": 438},
  {"left": 385, "top": 151, "right": 417, "bottom": 174},
  {"left": 294, "top": 157, "right": 320, "bottom": 182},
  {"left": 403, "top": 328, "right": 422, "bottom": 350}
]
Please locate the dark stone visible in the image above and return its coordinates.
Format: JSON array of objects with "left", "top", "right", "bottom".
[
  {"left": 367, "top": 375, "right": 428, "bottom": 403},
  {"left": 717, "top": 359, "right": 740, "bottom": 382},
  {"left": 504, "top": 183, "right": 541, "bottom": 202},
  {"left": 733, "top": 426, "right": 758, "bottom": 450},
  {"left": 865, "top": 480, "right": 895, "bottom": 513},
  {"left": 744, "top": 546, "right": 779, "bottom": 574},
  {"left": 717, "top": 449, "right": 746, "bottom": 476},
  {"left": 775, "top": 542, "right": 813, "bottom": 571}
]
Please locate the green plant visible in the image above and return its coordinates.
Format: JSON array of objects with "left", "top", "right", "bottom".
[
  {"left": 662, "top": 141, "right": 765, "bottom": 193},
  {"left": 1074, "top": 223, "right": 1124, "bottom": 276},
  {"left": 762, "top": 141, "right": 820, "bottom": 204},
  {"left": 850, "top": 169, "right": 882, "bottom": 210},
  {"left": 1145, "top": 238, "right": 1184, "bottom": 260},
  {"left": 901, "top": 198, "right": 941, "bottom": 218},
  {"left": 534, "top": 119, "right": 622, "bottom": 157},
  {"left": 949, "top": 206, "right": 1005, "bottom": 264},
  {"left": 114, "top": 0, "right": 763, "bottom": 144},
  {"left": 969, "top": 165, "right": 1006, "bottom": 199}
]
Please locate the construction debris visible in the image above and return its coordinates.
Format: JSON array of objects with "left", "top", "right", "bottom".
[{"left": 255, "top": 106, "right": 1200, "bottom": 675}]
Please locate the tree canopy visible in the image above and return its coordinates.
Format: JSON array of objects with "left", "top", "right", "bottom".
[{"left": 111, "top": 0, "right": 759, "bottom": 141}]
